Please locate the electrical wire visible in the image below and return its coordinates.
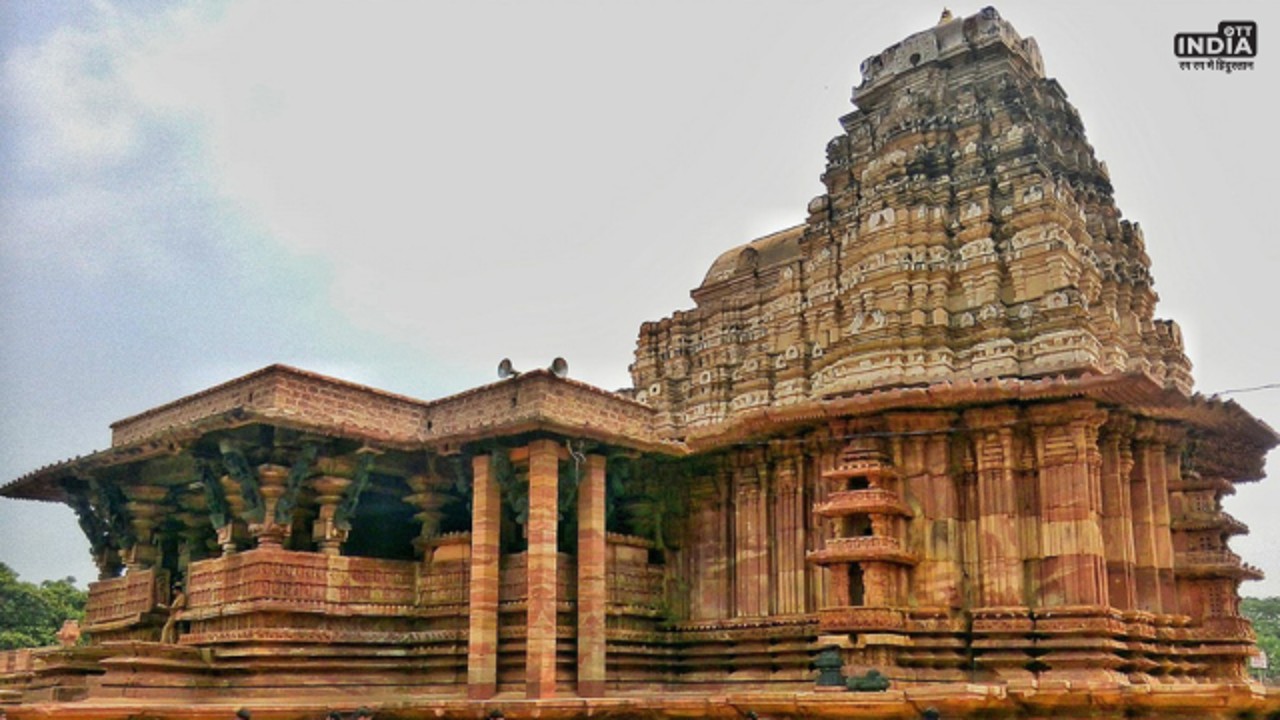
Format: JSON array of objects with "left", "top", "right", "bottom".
[{"left": 1211, "top": 383, "right": 1280, "bottom": 397}]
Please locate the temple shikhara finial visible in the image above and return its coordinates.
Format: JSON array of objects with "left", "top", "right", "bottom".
[{"left": 1, "top": 7, "right": 1275, "bottom": 718}]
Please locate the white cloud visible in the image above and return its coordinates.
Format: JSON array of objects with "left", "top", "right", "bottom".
[{"left": 4, "top": 4, "right": 146, "bottom": 174}]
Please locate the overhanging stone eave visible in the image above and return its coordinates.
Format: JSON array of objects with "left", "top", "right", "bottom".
[
  {"left": 2, "top": 407, "right": 423, "bottom": 504},
  {"left": 0, "top": 454, "right": 90, "bottom": 503},
  {"left": 679, "top": 372, "right": 1191, "bottom": 451}
]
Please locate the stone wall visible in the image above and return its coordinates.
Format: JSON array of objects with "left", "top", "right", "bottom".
[{"left": 662, "top": 400, "right": 1258, "bottom": 684}]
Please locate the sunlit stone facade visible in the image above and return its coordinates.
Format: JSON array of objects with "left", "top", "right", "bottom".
[{"left": 2, "top": 8, "right": 1275, "bottom": 719}]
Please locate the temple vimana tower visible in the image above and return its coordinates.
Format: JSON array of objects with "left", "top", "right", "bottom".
[{"left": 2, "top": 7, "right": 1276, "bottom": 719}]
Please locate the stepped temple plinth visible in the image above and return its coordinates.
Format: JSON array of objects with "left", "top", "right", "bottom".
[{"left": 2, "top": 7, "right": 1276, "bottom": 719}]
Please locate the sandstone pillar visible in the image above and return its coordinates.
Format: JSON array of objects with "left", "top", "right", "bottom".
[
  {"left": 577, "top": 454, "right": 607, "bottom": 697},
  {"left": 968, "top": 408, "right": 1024, "bottom": 606},
  {"left": 1028, "top": 403, "right": 1122, "bottom": 684},
  {"left": 806, "top": 448, "right": 830, "bottom": 613},
  {"left": 311, "top": 476, "right": 352, "bottom": 556},
  {"left": 1028, "top": 403, "right": 1108, "bottom": 608},
  {"left": 1099, "top": 418, "right": 1137, "bottom": 611},
  {"left": 1131, "top": 422, "right": 1171, "bottom": 614},
  {"left": 965, "top": 406, "right": 1033, "bottom": 683},
  {"left": 1152, "top": 428, "right": 1183, "bottom": 615},
  {"left": 890, "top": 412, "right": 960, "bottom": 608},
  {"left": 733, "top": 459, "right": 768, "bottom": 617},
  {"left": 526, "top": 439, "right": 560, "bottom": 699},
  {"left": 688, "top": 473, "right": 731, "bottom": 620},
  {"left": 467, "top": 454, "right": 500, "bottom": 700},
  {"left": 890, "top": 412, "right": 966, "bottom": 679},
  {"left": 251, "top": 464, "right": 290, "bottom": 549},
  {"left": 773, "top": 453, "right": 807, "bottom": 615}
]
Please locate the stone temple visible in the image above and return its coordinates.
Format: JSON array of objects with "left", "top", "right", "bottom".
[{"left": 2, "top": 7, "right": 1276, "bottom": 719}]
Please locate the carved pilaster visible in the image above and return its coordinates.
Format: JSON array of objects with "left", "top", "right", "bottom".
[
  {"left": 1026, "top": 401, "right": 1122, "bottom": 684},
  {"left": 686, "top": 468, "right": 731, "bottom": 620},
  {"left": 1132, "top": 420, "right": 1179, "bottom": 615},
  {"left": 1099, "top": 414, "right": 1138, "bottom": 611},
  {"left": 733, "top": 458, "right": 768, "bottom": 618},
  {"left": 1026, "top": 401, "right": 1109, "bottom": 609},
  {"left": 773, "top": 450, "right": 807, "bottom": 615},
  {"left": 964, "top": 406, "right": 1033, "bottom": 684},
  {"left": 888, "top": 412, "right": 960, "bottom": 609},
  {"left": 965, "top": 406, "right": 1024, "bottom": 608}
]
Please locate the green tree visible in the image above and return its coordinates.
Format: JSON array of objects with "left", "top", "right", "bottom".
[
  {"left": 1241, "top": 596, "right": 1280, "bottom": 682},
  {"left": 0, "top": 562, "right": 88, "bottom": 650}
]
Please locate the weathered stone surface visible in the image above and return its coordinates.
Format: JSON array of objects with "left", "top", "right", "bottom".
[
  {"left": 0, "top": 6, "right": 1275, "bottom": 718},
  {"left": 577, "top": 454, "right": 607, "bottom": 697},
  {"left": 467, "top": 454, "right": 499, "bottom": 699},
  {"left": 524, "top": 439, "right": 559, "bottom": 699}
]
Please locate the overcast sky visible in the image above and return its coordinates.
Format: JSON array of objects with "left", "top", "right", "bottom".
[{"left": 2, "top": 1, "right": 1277, "bottom": 598}]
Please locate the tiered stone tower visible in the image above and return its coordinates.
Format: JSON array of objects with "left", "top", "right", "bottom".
[
  {"left": 631, "top": 7, "right": 1268, "bottom": 688},
  {"left": 632, "top": 8, "right": 1191, "bottom": 435}
]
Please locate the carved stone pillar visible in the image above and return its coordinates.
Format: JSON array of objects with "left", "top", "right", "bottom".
[
  {"left": 1152, "top": 426, "right": 1184, "bottom": 616},
  {"left": 1100, "top": 416, "right": 1138, "bottom": 611},
  {"left": 311, "top": 475, "right": 352, "bottom": 556},
  {"left": 175, "top": 512, "right": 206, "bottom": 576},
  {"left": 251, "top": 464, "right": 290, "bottom": 549},
  {"left": 577, "top": 454, "right": 607, "bottom": 697},
  {"left": 806, "top": 441, "right": 831, "bottom": 613},
  {"left": 406, "top": 472, "right": 450, "bottom": 561},
  {"left": 467, "top": 454, "right": 499, "bottom": 700},
  {"left": 1132, "top": 421, "right": 1178, "bottom": 614},
  {"left": 1028, "top": 401, "right": 1121, "bottom": 684},
  {"left": 218, "top": 474, "right": 248, "bottom": 555},
  {"left": 1028, "top": 401, "right": 1108, "bottom": 608},
  {"left": 733, "top": 456, "right": 768, "bottom": 618},
  {"left": 122, "top": 485, "right": 167, "bottom": 571},
  {"left": 94, "top": 547, "right": 124, "bottom": 580},
  {"left": 526, "top": 439, "right": 560, "bottom": 699},
  {"left": 965, "top": 406, "right": 1032, "bottom": 684},
  {"left": 773, "top": 452, "right": 807, "bottom": 615},
  {"left": 889, "top": 412, "right": 960, "bottom": 609},
  {"left": 687, "top": 472, "right": 730, "bottom": 621},
  {"left": 967, "top": 407, "right": 1024, "bottom": 607}
]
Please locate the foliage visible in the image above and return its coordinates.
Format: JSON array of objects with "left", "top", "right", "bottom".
[
  {"left": 0, "top": 562, "right": 87, "bottom": 650},
  {"left": 557, "top": 455, "right": 581, "bottom": 553},
  {"left": 607, "top": 456, "right": 698, "bottom": 552},
  {"left": 1242, "top": 596, "right": 1280, "bottom": 681}
]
